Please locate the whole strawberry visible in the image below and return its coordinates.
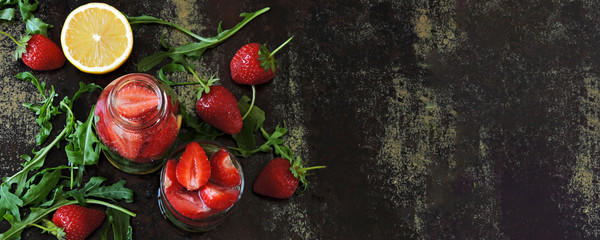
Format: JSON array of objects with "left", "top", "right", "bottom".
[
  {"left": 230, "top": 37, "right": 293, "bottom": 85},
  {"left": 253, "top": 157, "right": 325, "bottom": 199},
  {"left": 20, "top": 34, "right": 66, "bottom": 70},
  {"left": 0, "top": 31, "right": 65, "bottom": 70},
  {"left": 196, "top": 85, "right": 243, "bottom": 135},
  {"left": 51, "top": 204, "right": 105, "bottom": 240}
]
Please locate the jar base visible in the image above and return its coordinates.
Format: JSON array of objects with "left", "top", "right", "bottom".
[{"left": 103, "top": 150, "right": 165, "bottom": 175}]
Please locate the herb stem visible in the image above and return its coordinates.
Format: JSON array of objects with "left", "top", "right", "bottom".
[
  {"left": 187, "top": 65, "right": 208, "bottom": 90},
  {"left": 128, "top": 17, "right": 215, "bottom": 43},
  {"left": 2, "top": 122, "right": 68, "bottom": 188},
  {"left": 0, "top": 30, "right": 22, "bottom": 46},
  {"left": 27, "top": 222, "right": 51, "bottom": 232},
  {"left": 241, "top": 85, "right": 256, "bottom": 120},
  {"left": 86, "top": 199, "right": 136, "bottom": 217},
  {"left": 270, "top": 36, "right": 294, "bottom": 56}
]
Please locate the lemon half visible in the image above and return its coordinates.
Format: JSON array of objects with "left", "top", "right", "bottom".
[{"left": 61, "top": 2, "right": 133, "bottom": 74}]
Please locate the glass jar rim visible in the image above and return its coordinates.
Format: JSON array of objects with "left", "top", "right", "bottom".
[
  {"left": 159, "top": 140, "right": 245, "bottom": 222},
  {"left": 107, "top": 73, "right": 169, "bottom": 130}
]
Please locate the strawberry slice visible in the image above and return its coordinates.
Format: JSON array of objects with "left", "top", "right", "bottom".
[
  {"left": 199, "top": 182, "right": 240, "bottom": 211},
  {"left": 98, "top": 112, "right": 144, "bottom": 160},
  {"left": 138, "top": 114, "right": 180, "bottom": 160},
  {"left": 163, "top": 159, "right": 182, "bottom": 193},
  {"left": 209, "top": 148, "right": 241, "bottom": 187},
  {"left": 165, "top": 189, "right": 213, "bottom": 219},
  {"left": 114, "top": 82, "right": 160, "bottom": 120},
  {"left": 176, "top": 142, "right": 211, "bottom": 191}
]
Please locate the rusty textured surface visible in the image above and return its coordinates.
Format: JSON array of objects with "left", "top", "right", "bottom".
[{"left": 1, "top": 0, "right": 600, "bottom": 239}]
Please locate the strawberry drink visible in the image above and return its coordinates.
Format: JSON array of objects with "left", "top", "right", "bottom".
[
  {"left": 158, "top": 141, "right": 243, "bottom": 232},
  {"left": 95, "top": 73, "right": 181, "bottom": 174}
]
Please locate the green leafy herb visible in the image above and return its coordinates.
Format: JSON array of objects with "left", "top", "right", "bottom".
[
  {"left": 104, "top": 207, "right": 133, "bottom": 240},
  {"left": 65, "top": 177, "right": 134, "bottom": 204},
  {"left": 0, "top": 101, "right": 74, "bottom": 220},
  {"left": 128, "top": 7, "right": 270, "bottom": 72},
  {"left": 230, "top": 95, "right": 266, "bottom": 157},
  {"left": 65, "top": 106, "right": 101, "bottom": 187},
  {"left": 17, "top": 0, "right": 51, "bottom": 36},
  {"left": 156, "top": 62, "right": 196, "bottom": 86},
  {"left": 16, "top": 71, "right": 60, "bottom": 145},
  {"left": 20, "top": 168, "right": 61, "bottom": 206},
  {"left": 0, "top": 8, "right": 14, "bottom": 20},
  {"left": 0, "top": 72, "right": 133, "bottom": 239}
]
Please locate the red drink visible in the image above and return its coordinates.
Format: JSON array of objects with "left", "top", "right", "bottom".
[
  {"left": 95, "top": 73, "right": 181, "bottom": 174},
  {"left": 158, "top": 141, "right": 244, "bottom": 232}
]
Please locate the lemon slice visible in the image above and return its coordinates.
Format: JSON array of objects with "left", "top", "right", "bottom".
[{"left": 61, "top": 3, "right": 133, "bottom": 74}]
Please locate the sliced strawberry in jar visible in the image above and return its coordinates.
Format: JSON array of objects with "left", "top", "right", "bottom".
[
  {"left": 102, "top": 117, "right": 144, "bottom": 160},
  {"left": 176, "top": 142, "right": 211, "bottom": 191},
  {"left": 138, "top": 114, "right": 180, "bottom": 160},
  {"left": 209, "top": 148, "right": 241, "bottom": 187},
  {"left": 166, "top": 189, "right": 213, "bottom": 219},
  {"left": 114, "top": 82, "right": 160, "bottom": 120},
  {"left": 163, "top": 159, "right": 182, "bottom": 193},
  {"left": 199, "top": 182, "right": 240, "bottom": 211}
]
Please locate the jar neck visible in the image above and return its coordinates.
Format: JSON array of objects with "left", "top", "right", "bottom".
[{"left": 106, "top": 74, "right": 168, "bottom": 130}]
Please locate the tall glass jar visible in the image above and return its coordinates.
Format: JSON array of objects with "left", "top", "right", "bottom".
[{"left": 94, "top": 73, "right": 181, "bottom": 174}]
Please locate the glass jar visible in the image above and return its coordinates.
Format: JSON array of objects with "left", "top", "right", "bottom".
[
  {"left": 94, "top": 73, "right": 181, "bottom": 174},
  {"left": 158, "top": 141, "right": 244, "bottom": 232}
]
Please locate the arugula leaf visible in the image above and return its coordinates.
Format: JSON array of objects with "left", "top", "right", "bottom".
[
  {"left": 0, "top": 184, "right": 23, "bottom": 221},
  {"left": 65, "top": 106, "right": 101, "bottom": 187},
  {"left": 0, "top": 8, "right": 14, "bottom": 20},
  {"left": 231, "top": 95, "right": 266, "bottom": 157},
  {"left": 20, "top": 169, "right": 60, "bottom": 206},
  {"left": 105, "top": 207, "right": 133, "bottom": 240},
  {"left": 24, "top": 16, "right": 50, "bottom": 35},
  {"left": 68, "top": 82, "right": 102, "bottom": 108},
  {"left": 132, "top": 7, "right": 270, "bottom": 72},
  {"left": 17, "top": 0, "right": 51, "bottom": 36},
  {"left": 260, "top": 125, "right": 296, "bottom": 161},
  {"left": 16, "top": 72, "right": 60, "bottom": 145},
  {"left": 99, "top": 214, "right": 113, "bottom": 240},
  {"left": 156, "top": 62, "right": 200, "bottom": 86},
  {"left": 65, "top": 177, "right": 134, "bottom": 203},
  {"left": 0, "top": 0, "right": 17, "bottom": 7}
]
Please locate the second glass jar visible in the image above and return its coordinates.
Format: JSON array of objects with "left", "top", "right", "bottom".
[{"left": 94, "top": 73, "right": 181, "bottom": 174}]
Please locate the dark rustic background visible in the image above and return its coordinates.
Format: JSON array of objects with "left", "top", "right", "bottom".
[{"left": 1, "top": 0, "right": 600, "bottom": 239}]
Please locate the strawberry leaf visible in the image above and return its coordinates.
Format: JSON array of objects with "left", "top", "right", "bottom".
[{"left": 258, "top": 44, "right": 277, "bottom": 72}]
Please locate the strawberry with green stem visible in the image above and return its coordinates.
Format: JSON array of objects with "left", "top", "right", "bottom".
[
  {"left": 0, "top": 31, "right": 65, "bottom": 70},
  {"left": 187, "top": 65, "right": 243, "bottom": 135},
  {"left": 230, "top": 36, "right": 293, "bottom": 120},
  {"left": 253, "top": 126, "right": 326, "bottom": 199}
]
